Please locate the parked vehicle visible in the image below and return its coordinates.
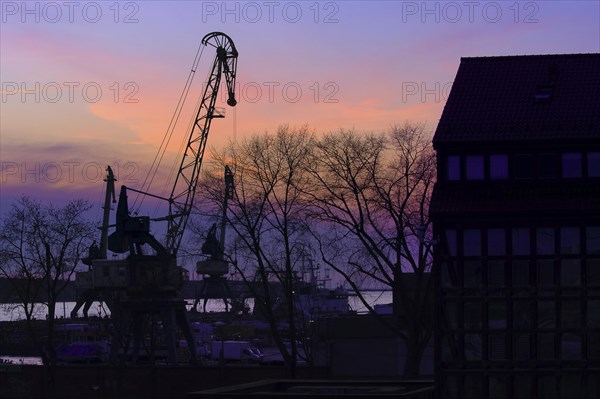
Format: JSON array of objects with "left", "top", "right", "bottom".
[{"left": 210, "top": 340, "right": 262, "bottom": 362}]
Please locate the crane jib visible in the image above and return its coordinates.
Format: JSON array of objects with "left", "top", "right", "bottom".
[{"left": 166, "top": 32, "right": 238, "bottom": 256}]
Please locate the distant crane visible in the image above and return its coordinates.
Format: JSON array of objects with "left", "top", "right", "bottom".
[
  {"left": 73, "top": 32, "right": 238, "bottom": 365},
  {"left": 195, "top": 165, "right": 235, "bottom": 312}
]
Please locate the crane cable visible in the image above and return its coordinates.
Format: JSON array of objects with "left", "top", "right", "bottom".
[
  {"left": 132, "top": 42, "right": 207, "bottom": 212},
  {"left": 152, "top": 55, "right": 217, "bottom": 218}
]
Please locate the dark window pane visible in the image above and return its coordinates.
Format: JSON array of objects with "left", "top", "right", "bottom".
[
  {"left": 464, "top": 333, "right": 481, "bottom": 360},
  {"left": 512, "top": 228, "right": 530, "bottom": 255},
  {"left": 561, "top": 301, "right": 581, "bottom": 328},
  {"left": 487, "top": 228, "right": 505, "bottom": 256},
  {"left": 447, "top": 155, "right": 460, "bottom": 180},
  {"left": 466, "top": 155, "right": 484, "bottom": 180},
  {"left": 589, "top": 260, "right": 600, "bottom": 286},
  {"left": 590, "top": 333, "right": 600, "bottom": 360},
  {"left": 488, "top": 334, "right": 506, "bottom": 360},
  {"left": 488, "top": 376, "right": 508, "bottom": 399},
  {"left": 537, "top": 260, "right": 555, "bottom": 287},
  {"left": 464, "top": 302, "right": 482, "bottom": 329},
  {"left": 562, "top": 153, "right": 582, "bottom": 178},
  {"left": 561, "top": 335, "right": 582, "bottom": 361},
  {"left": 539, "top": 153, "right": 559, "bottom": 178},
  {"left": 560, "top": 227, "right": 580, "bottom": 254},
  {"left": 513, "top": 375, "right": 532, "bottom": 399},
  {"left": 561, "top": 374, "right": 582, "bottom": 399},
  {"left": 513, "top": 334, "right": 530, "bottom": 360},
  {"left": 463, "top": 229, "right": 481, "bottom": 256},
  {"left": 443, "top": 375, "right": 460, "bottom": 399},
  {"left": 514, "top": 154, "right": 533, "bottom": 179},
  {"left": 587, "top": 227, "right": 600, "bottom": 254},
  {"left": 537, "top": 375, "right": 559, "bottom": 399},
  {"left": 464, "top": 375, "right": 483, "bottom": 399},
  {"left": 441, "top": 261, "right": 459, "bottom": 288},
  {"left": 588, "top": 152, "right": 600, "bottom": 177},
  {"left": 444, "top": 301, "right": 459, "bottom": 328},
  {"left": 464, "top": 261, "right": 482, "bottom": 288},
  {"left": 489, "top": 301, "right": 507, "bottom": 329},
  {"left": 513, "top": 301, "right": 533, "bottom": 329},
  {"left": 488, "top": 260, "right": 505, "bottom": 288},
  {"left": 538, "top": 301, "right": 556, "bottom": 328},
  {"left": 561, "top": 259, "right": 581, "bottom": 287},
  {"left": 490, "top": 154, "right": 508, "bottom": 179},
  {"left": 445, "top": 229, "right": 457, "bottom": 256},
  {"left": 538, "top": 334, "right": 556, "bottom": 360},
  {"left": 512, "top": 260, "right": 530, "bottom": 287},
  {"left": 536, "top": 228, "right": 555, "bottom": 255},
  {"left": 588, "top": 300, "right": 600, "bottom": 328}
]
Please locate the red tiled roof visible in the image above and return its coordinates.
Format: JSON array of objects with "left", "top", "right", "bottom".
[{"left": 433, "top": 54, "right": 600, "bottom": 146}]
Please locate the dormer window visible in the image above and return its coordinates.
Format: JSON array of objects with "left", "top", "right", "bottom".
[
  {"left": 562, "top": 153, "right": 582, "bottom": 178},
  {"left": 447, "top": 155, "right": 461, "bottom": 181},
  {"left": 490, "top": 155, "right": 508, "bottom": 180},
  {"left": 588, "top": 152, "right": 600, "bottom": 177},
  {"left": 466, "top": 155, "right": 484, "bottom": 180}
]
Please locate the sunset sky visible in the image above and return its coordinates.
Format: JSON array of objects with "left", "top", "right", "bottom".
[{"left": 1, "top": 1, "right": 599, "bottom": 215}]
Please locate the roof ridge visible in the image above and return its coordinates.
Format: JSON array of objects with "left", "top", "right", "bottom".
[{"left": 461, "top": 53, "right": 600, "bottom": 61}]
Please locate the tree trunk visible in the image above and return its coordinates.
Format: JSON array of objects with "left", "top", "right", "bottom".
[{"left": 403, "top": 327, "right": 425, "bottom": 378}]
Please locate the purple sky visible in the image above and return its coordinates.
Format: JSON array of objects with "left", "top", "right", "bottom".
[{"left": 1, "top": 1, "right": 599, "bottom": 215}]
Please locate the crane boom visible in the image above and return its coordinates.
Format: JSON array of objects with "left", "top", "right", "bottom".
[{"left": 166, "top": 32, "right": 238, "bottom": 255}]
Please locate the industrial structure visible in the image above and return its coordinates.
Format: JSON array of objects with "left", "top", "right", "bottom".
[
  {"left": 431, "top": 53, "right": 600, "bottom": 398},
  {"left": 71, "top": 32, "right": 239, "bottom": 365}
]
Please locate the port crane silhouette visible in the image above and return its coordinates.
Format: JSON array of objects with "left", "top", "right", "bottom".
[{"left": 72, "top": 32, "right": 238, "bottom": 365}]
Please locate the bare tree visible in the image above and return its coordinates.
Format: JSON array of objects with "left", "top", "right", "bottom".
[
  {"left": 197, "top": 125, "right": 315, "bottom": 376},
  {"left": 304, "top": 123, "right": 436, "bottom": 377},
  {"left": 0, "top": 196, "right": 95, "bottom": 397}
]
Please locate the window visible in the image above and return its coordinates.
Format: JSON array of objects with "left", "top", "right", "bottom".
[
  {"left": 488, "top": 334, "right": 506, "bottom": 360},
  {"left": 464, "top": 302, "right": 482, "bottom": 328},
  {"left": 588, "top": 152, "right": 600, "bottom": 177},
  {"left": 538, "top": 302, "right": 556, "bottom": 328},
  {"left": 512, "top": 260, "right": 530, "bottom": 287},
  {"left": 561, "top": 259, "right": 581, "bottom": 287},
  {"left": 514, "top": 154, "right": 533, "bottom": 179},
  {"left": 466, "top": 155, "right": 484, "bottom": 180},
  {"left": 560, "top": 227, "right": 580, "bottom": 254},
  {"left": 490, "top": 154, "right": 508, "bottom": 179},
  {"left": 441, "top": 261, "right": 459, "bottom": 288},
  {"left": 488, "top": 302, "right": 507, "bottom": 329},
  {"left": 447, "top": 155, "right": 461, "bottom": 181},
  {"left": 487, "top": 260, "right": 505, "bottom": 287},
  {"left": 537, "top": 260, "right": 555, "bottom": 287},
  {"left": 513, "top": 334, "right": 531, "bottom": 360},
  {"left": 561, "top": 334, "right": 581, "bottom": 362},
  {"left": 464, "top": 334, "right": 482, "bottom": 360},
  {"left": 513, "top": 301, "right": 533, "bottom": 329},
  {"left": 512, "top": 228, "right": 530, "bottom": 255},
  {"left": 536, "top": 228, "right": 555, "bottom": 255},
  {"left": 487, "top": 229, "right": 506, "bottom": 256},
  {"left": 464, "top": 261, "right": 482, "bottom": 288},
  {"left": 538, "top": 153, "right": 559, "bottom": 178},
  {"left": 587, "top": 227, "right": 600, "bottom": 254},
  {"left": 561, "top": 301, "right": 581, "bottom": 328},
  {"left": 588, "top": 260, "right": 600, "bottom": 286},
  {"left": 445, "top": 229, "right": 458, "bottom": 256},
  {"left": 562, "top": 153, "right": 582, "bottom": 178},
  {"left": 588, "top": 301, "right": 600, "bottom": 328},
  {"left": 463, "top": 229, "right": 481, "bottom": 256}
]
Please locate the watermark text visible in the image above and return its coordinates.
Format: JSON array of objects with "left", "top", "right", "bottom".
[{"left": 1, "top": 81, "right": 140, "bottom": 104}]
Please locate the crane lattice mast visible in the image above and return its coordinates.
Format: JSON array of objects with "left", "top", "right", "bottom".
[{"left": 166, "top": 32, "right": 238, "bottom": 255}]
